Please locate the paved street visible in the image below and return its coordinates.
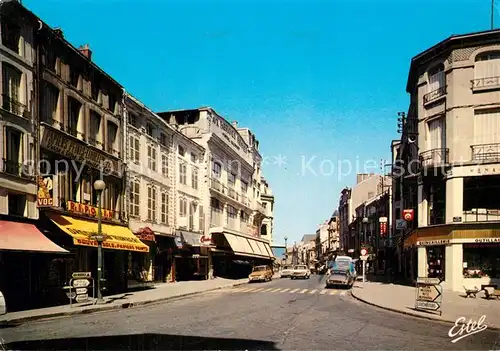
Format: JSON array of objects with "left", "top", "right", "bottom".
[{"left": 2, "top": 275, "right": 499, "bottom": 350}]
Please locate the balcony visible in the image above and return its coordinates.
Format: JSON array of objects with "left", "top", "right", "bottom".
[
  {"left": 2, "top": 159, "right": 32, "bottom": 178},
  {"left": 210, "top": 209, "right": 223, "bottom": 227},
  {"left": 423, "top": 86, "right": 447, "bottom": 105},
  {"left": 210, "top": 178, "right": 225, "bottom": 194},
  {"left": 463, "top": 209, "right": 500, "bottom": 222},
  {"left": 471, "top": 76, "right": 500, "bottom": 92},
  {"left": 227, "top": 187, "right": 240, "bottom": 201},
  {"left": 471, "top": 143, "right": 500, "bottom": 162},
  {"left": 2, "top": 94, "right": 29, "bottom": 118},
  {"left": 419, "top": 148, "right": 449, "bottom": 168}
]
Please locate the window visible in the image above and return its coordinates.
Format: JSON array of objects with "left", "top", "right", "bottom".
[
  {"left": 129, "top": 180, "right": 140, "bottom": 217},
  {"left": 212, "top": 162, "right": 222, "bottom": 178},
  {"left": 474, "top": 109, "right": 500, "bottom": 146},
  {"left": 179, "top": 162, "right": 187, "bottom": 184},
  {"left": 69, "top": 67, "right": 80, "bottom": 89},
  {"left": 147, "top": 144, "right": 157, "bottom": 171},
  {"left": 241, "top": 180, "right": 248, "bottom": 194},
  {"left": 191, "top": 153, "right": 197, "bottom": 163},
  {"left": 107, "top": 121, "right": 118, "bottom": 155},
  {"left": 4, "top": 127, "right": 23, "bottom": 176},
  {"left": 199, "top": 205, "right": 205, "bottom": 232},
  {"left": 428, "top": 117, "right": 445, "bottom": 150},
  {"left": 228, "top": 173, "right": 236, "bottom": 188},
  {"left": 102, "top": 182, "right": 119, "bottom": 213},
  {"left": 89, "top": 111, "right": 101, "bottom": 146},
  {"left": 2, "top": 62, "right": 22, "bottom": 115},
  {"left": 189, "top": 202, "right": 196, "bottom": 230},
  {"left": 160, "top": 133, "right": 168, "bottom": 147},
  {"left": 108, "top": 94, "right": 117, "bottom": 114},
  {"left": 67, "top": 97, "right": 82, "bottom": 138},
  {"left": 241, "top": 211, "right": 249, "bottom": 223},
  {"left": 162, "top": 154, "right": 168, "bottom": 177},
  {"left": 427, "top": 64, "right": 445, "bottom": 92},
  {"left": 474, "top": 52, "right": 500, "bottom": 80},
  {"left": 42, "top": 83, "right": 59, "bottom": 123},
  {"left": 426, "top": 246, "right": 445, "bottom": 280},
  {"left": 146, "top": 123, "right": 154, "bottom": 137},
  {"left": 1, "top": 20, "right": 20, "bottom": 53},
  {"left": 8, "top": 193, "right": 25, "bottom": 216},
  {"left": 147, "top": 185, "right": 156, "bottom": 221},
  {"left": 179, "top": 198, "right": 188, "bottom": 217},
  {"left": 129, "top": 135, "right": 140, "bottom": 163},
  {"left": 128, "top": 113, "right": 138, "bottom": 128},
  {"left": 191, "top": 167, "right": 198, "bottom": 189},
  {"left": 91, "top": 82, "right": 99, "bottom": 102},
  {"left": 161, "top": 192, "right": 168, "bottom": 224},
  {"left": 463, "top": 243, "right": 500, "bottom": 278},
  {"left": 178, "top": 145, "right": 185, "bottom": 156}
]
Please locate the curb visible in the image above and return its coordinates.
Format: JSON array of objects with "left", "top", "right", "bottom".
[
  {"left": 350, "top": 290, "right": 500, "bottom": 331},
  {"left": 0, "top": 281, "right": 248, "bottom": 326}
]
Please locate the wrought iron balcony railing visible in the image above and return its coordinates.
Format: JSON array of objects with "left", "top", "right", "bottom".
[
  {"left": 471, "top": 143, "right": 500, "bottom": 162},
  {"left": 2, "top": 159, "right": 32, "bottom": 178},
  {"left": 471, "top": 76, "right": 500, "bottom": 91},
  {"left": 423, "top": 86, "right": 447, "bottom": 105},
  {"left": 2, "top": 94, "right": 28, "bottom": 117},
  {"left": 419, "top": 148, "right": 449, "bottom": 167}
]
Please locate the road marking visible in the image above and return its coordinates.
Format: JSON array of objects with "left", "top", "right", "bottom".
[
  {"left": 238, "top": 288, "right": 252, "bottom": 292},
  {"left": 253, "top": 288, "right": 265, "bottom": 292},
  {"left": 309, "top": 289, "right": 317, "bottom": 294},
  {"left": 270, "top": 288, "right": 282, "bottom": 293},
  {"left": 319, "top": 289, "right": 327, "bottom": 295},
  {"left": 290, "top": 288, "right": 300, "bottom": 293},
  {"left": 329, "top": 290, "right": 338, "bottom": 295},
  {"left": 299, "top": 289, "right": 308, "bottom": 294},
  {"left": 262, "top": 287, "right": 274, "bottom": 292},
  {"left": 340, "top": 291, "right": 347, "bottom": 296},
  {"left": 281, "top": 288, "right": 290, "bottom": 293}
]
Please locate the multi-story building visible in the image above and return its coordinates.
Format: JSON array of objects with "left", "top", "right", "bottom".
[
  {"left": 0, "top": 1, "right": 38, "bottom": 219},
  {"left": 158, "top": 107, "right": 273, "bottom": 278},
  {"left": 402, "top": 29, "right": 500, "bottom": 292},
  {"left": 259, "top": 177, "right": 275, "bottom": 246},
  {"left": 315, "top": 221, "right": 329, "bottom": 260},
  {"left": 338, "top": 187, "right": 352, "bottom": 254},
  {"left": 327, "top": 213, "right": 340, "bottom": 254},
  {"left": 124, "top": 94, "right": 176, "bottom": 285}
]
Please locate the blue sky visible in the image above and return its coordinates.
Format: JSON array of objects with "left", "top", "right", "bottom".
[{"left": 25, "top": 0, "right": 496, "bottom": 245}]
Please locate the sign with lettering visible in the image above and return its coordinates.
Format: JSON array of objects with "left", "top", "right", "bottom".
[
  {"left": 72, "top": 272, "right": 91, "bottom": 279},
  {"left": 403, "top": 209, "right": 414, "bottom": 221},
  {"left": 415, "top": 276, "right": 442, "bottom": 315},
  {"left": 37, "top": 175, "right": 54, "bottom": 207},
  {"left": 40, "top": 125, "right": 122, "bottom": 176},
  {"left": 66, "top": 200, "right": 113, "bottom": 220},
  {"left": 136, "top": 227, "right": 155, "bottom": 242},
  {"left": 417, "top": 239, "right": 451, "bottom": 246}
]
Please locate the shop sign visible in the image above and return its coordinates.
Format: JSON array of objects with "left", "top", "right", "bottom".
[
  {"left": 200, "top": 234, "right": 212, "bottom": 245},
  {"left": 174, "top": 235, "right": 183, "bottom": 248},
  {"left": 37, "top": 175, "right": 54, "bottom": 207},
  {"left": 40, "top": 125, "right": 122, "bottom": 176},
  {"left": 66, "top": 200, "right": 113, "bottom": 220},
  {"left": 136, "top": 227, "right": 155, "bottom": 242},
  {"left": 403, "top": 209, "right": 414, "bottom": 221},
  {"left": 474, "top": 238, "right": 500, "bottom": 243},
  {"left": 417, "top": 239, "right": 450, "bottom": 246},
  {"left": 379, "top": 217, "right": 388, "bottom": 223},
  {"left": 379, "top": 222, "right": 387, "bottom": 236}
]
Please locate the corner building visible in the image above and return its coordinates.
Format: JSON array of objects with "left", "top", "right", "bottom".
[{"left": 403, "top": 29, "right": 500, "bottom": 291}]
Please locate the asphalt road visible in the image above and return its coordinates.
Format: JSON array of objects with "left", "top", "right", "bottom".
[{"left": 2, "top": 274, "right": 500, "bottom": 350}]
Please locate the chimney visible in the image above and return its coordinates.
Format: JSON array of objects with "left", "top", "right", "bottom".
[
  {"left": 78, "top": 44, "right": 92, "bottom": 60},
  {"left": 53, "top": 28, "right": 64, "bottom": 38},
  {"left": 232, "top": 121, "right": 238, "bottom": 128}
]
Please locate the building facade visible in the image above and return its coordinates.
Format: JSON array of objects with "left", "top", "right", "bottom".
[
  {"left": 259, "top": 177, "right": 275, "bottom": 246},
  {"left": 158, "top": 107, "right": 273, "bottom": 278},
  {"left": 402, "top": 29, "right": 500, "bottom": 292}
]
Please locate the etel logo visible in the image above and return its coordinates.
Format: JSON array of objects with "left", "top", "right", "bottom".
[{"left": 448, "top": 315, "right": 488, "bottom": 343}]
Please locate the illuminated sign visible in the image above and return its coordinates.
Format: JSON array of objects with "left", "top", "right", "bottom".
[
  {"left": 37, "top": 175, "right": 54, "bottom": 207},
  {"left": 66, "top": 200, "right": 113, "bottom": 220}
]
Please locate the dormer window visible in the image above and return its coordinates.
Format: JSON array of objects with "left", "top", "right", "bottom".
[
  {"left": 1, "top": 19, "right": 20, "bottom": 54},
  {"left": 146, "top": 123, "right": 154, "bottom": 137},
  {"left": 69, "top": 67, "right": 80, "bottom": 89}
]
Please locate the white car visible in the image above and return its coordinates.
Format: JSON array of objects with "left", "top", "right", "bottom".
[
  {"left": 291, "top": 265, "right": 311, "bottom": 279},
  {"left": 281, "top": 265, "right": 294, "bottom": 278}
]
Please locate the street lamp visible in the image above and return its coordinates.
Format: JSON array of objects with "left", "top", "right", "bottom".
[{"left": 93, "top": 179, "right": 106, "bottom": 304}]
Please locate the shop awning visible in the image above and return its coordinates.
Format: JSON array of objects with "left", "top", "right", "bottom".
[
  {"left": 0, "top": 220, "right": 69, "bottom": 253},
  {"left": 50, "top": 215, "right": 149, "bottom": 252},
  {"left": 179, "top": 231, "right": 202, "bottom": 247},
  {"left": 222, "top": 233, "right": 273, "bottom": 259}
]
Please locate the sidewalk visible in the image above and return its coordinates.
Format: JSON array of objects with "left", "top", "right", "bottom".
[
  {"left": 0, "top": 277, "right": 249, "bottom": 325},
  {"left": 351, "top": 281, "right": 500, "bottom": 330}
]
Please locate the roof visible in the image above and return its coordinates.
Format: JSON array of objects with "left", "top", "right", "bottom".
[
  {"left": 406, "top": 28, "right": 500, "bottom": 92},
  {"left": 301, "top": 234, "right": 316, "bottom": 243}
]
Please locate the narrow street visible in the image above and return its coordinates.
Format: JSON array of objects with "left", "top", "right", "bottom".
[{"left": 2, "top": 275, "right": 499, "bottom": 350}]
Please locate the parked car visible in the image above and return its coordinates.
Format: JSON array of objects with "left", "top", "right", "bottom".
[
  {"left": 281, "top": 265, "right": 294, "bottom": 278},
  {"left": 291, "top": 265, "right": 311, "bottom": 279},
  {"left": 325, "top": 258, "right": 355, "bottom": 288},
  {"left": 248, "top": 265, "right": 273, "bottom": 282}
]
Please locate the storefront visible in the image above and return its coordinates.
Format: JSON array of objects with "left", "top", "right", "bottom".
[
  {"left": 0, "top": 217, "right": 70, "bottom": 312},
  {"left": 128, "top": 227, "right": 156, "bottom": 289},
  {"left": 173, "top": 231, "right": 213, "bottom": 281},
  {"left": 404, "top": 223, "right": 500, "bottom": 291},
  {"left": 210, "top": 230, "right": 274, "bottom": 279}
]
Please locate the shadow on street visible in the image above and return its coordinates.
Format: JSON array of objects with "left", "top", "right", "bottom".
[{"left": 4, "top": 333, "right": 279, "bottom": 350}]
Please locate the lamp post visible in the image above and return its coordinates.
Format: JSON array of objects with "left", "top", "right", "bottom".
[
  {"left": 284, "top": 236, "right": 288, "bottom": 263},
  {"left": 93, "top": 179, "right": 106, "bottom": 304}
]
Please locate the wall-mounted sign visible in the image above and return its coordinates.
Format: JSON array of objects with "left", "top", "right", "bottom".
[
  {"left": 395, "top": 219, "right": 407, "bottom": 230},
  {"left": 417, "top": 239, "right": 451, "bottom": 246},
  {"left": 37, "top": 175, "right": 54, "bottom": 207},
  {"left": 380, "top": 222, "right": 387, "bottom": 236},
  {"left": 379, "top": 217, "right": 388, "bottom": 223},
  {"left": 403, "top": 209, "right": 414, "bottom": 221},
  {"left": 40, "top": 125, "right": 122, "bottom": 177},
  {"left": 66, "top": 200, "right": 113, "bottom": 220},
  {"left": 200, "top": 234, "right": 212, "bottom": 246},
  {"left": 136, "top": 227, "right": 155, "bottom": 242}
]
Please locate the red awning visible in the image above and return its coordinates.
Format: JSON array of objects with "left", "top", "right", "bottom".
[{"left": 0, "top": 220, "right": 69, "bottom": 253}]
